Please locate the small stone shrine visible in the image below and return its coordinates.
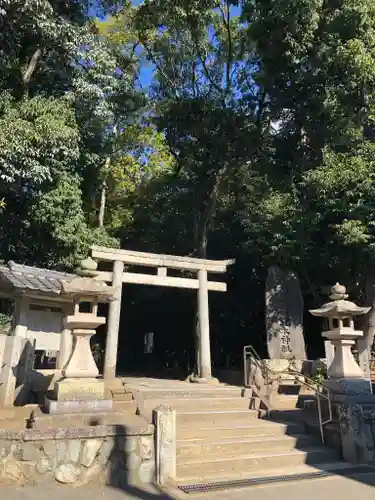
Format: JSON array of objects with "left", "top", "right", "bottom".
[{"left": 45, "top": 258, "right": 116, "bottom": 414}]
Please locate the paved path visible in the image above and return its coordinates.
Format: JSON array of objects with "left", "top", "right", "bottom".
[
  {"left": 212, "top": 473, "right": 375, "bottom": 500},
  {"left": 1, "top": 473, "right": 375, "bottom": 500}
]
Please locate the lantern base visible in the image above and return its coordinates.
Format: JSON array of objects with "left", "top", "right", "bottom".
[
  {"left": 54, "top": 377, "right": 105, "bottom": 401},
  {"left": 324, "top": 377, "right": 372, "bottom": 398},
  {"left": 45, "top": 397, "right": 113, "bottom": 414},
  {"left": 45, "top": 378, "right": 113, "bottom": 414}
]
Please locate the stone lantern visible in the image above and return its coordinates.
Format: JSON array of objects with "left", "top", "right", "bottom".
[
  {"left": 45, "top": 258, "right": 117, "bottom": 414},
  {"left": 310, "top": 283, "right": 371, "bottom": 396}
]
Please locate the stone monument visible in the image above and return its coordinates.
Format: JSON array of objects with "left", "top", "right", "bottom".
[
  {"left": 265, "top": 265, "right": 306, "bottom": 360},
  {"left": 45, "top": 258, "right": 117, "bottom": 414}
]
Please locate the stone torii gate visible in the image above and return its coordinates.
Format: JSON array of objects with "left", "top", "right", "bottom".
[{"left": 90, "top": 246, "right": 234, "bottom": 383}]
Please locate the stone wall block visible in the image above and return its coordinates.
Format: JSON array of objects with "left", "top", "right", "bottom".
[
  {"left": 55, "top": 462, "right": 81, "bottom": 484},
  {"left": 139, "top": 459, "right": 155, "bottom": 484},
  {"left": 66, "top": 440, "right": 82, "bottom": 464},
  {"left": 21, "top": 442, "right": 40, "bottom": 462},
  {"left": 11, "top": 442, "right": 22, "bottom": 461},
  {"left": 140, "top": 436, "right": 153, "bottom": 460},
  {"left": 0, "top": 440, "right": 12, "bottom": 459},
  {"left": 97, "top": 438, "right": 115, "bottom": 466},
  {"left": 36, "top": 456, "right": 55, "bottom": 476},
  {"left": 122, "top": 436, "right": 138, "bottom": 453},
  {"left": 41, "top": 441, "right": 57, "bottom": 460},
  {"left": 78, "top": 463, "right": 103, "bottom": 486},
  {"left": 126, "top": 451, "right": 141, "bottom": 471},
  {"left": 80, "top": 439, "right": 103, "bottom": 468},
  {"left": 3, "top": 457, "right": 21, "bottom": 482},
  {"left": 56, "top": 441, "right": 67, "bottom": 463}
]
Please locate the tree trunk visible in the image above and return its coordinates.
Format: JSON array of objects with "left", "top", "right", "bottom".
[
  {"left": 23, "top": 48, "right": 42, "bottom": 86},
  {"left": 98, "top": 156, "right": 110, "bottom": 228},
  {"left": 98, "top": 181, "right": 107, "bottom": 228},
  {"left": 362, "top": 269, "right": 375, "bottom": 352}
]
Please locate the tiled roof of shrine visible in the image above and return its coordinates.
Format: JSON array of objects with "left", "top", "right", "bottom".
[{"left": 0, "top": 261, "right": 76, "bottom": 295}]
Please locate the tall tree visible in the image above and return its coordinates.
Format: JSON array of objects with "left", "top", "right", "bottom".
[{"left": 0, "top": 0, "right": 141, "bottom": 268}]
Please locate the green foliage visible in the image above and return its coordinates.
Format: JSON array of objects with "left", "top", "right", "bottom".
[
  {"left": 311, "top": 369, "right": 326, "bottom": 386},
  {"left": 32, "top": 174, "right": 119, "bottom": 269},
  {"left": 103, "top": 125, "right": 176, "bottom": 231},
  {"left": 0, "top": 93, "right": 80, "bottom": 184}
]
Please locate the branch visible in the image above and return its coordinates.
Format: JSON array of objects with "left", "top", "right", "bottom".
[
  {"left": 256, "top": 89, "right": 266, "bottom": 134},
  {"left": 218, "top": 0, "right": 233, "bottom": 93},
  {"left": 192, "top": 59, "right": 198, "bottom": 98},
  {"left": 131, "top": 41, "right": 140, "bottom": 60},
  {"left": 139, "top": 38, "right": 180, "bottom": 100},
  {"left": 225, "top": 1, "right": 233, "bottom": 93},
  {"left": 22, "top": 48, "right": 42, "bottom": 86},
  {"left": 195, "top": 44, "right": 223, "bottom": 96}
]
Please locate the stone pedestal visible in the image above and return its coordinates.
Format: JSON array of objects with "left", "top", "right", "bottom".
[
  {"left": 63, "top": 327, "right": 101, "bottom": 379},
  {"left": 324, "top": 378, "right": 372, "bottom": 401},
  {"left": 324, "top": 340, "right": 335, "bottom": 371},
  {"left": 55, "top": 378, "right": 105, "bottom": 401},
  {"left": 325, "top": 334, "right": 364, "bottom": 379},
  {"left": 46, "top": 378, "right": 113, "bottom": 414}
]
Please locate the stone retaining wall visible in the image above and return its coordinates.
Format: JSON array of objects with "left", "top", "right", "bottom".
[{"left": 0, "top": 424, "right": 155, "bottom": 486}]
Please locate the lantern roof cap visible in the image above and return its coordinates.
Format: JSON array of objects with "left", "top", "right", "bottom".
[
  {"left": 59, "top": 277, "right": 116, "bottom": 302},
  {"left": 309, "top": 283, "right": 370, "bottom": 318}
]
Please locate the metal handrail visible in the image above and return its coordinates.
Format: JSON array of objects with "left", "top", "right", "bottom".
[
  {"left": 243, "top": 345, "right": 332, "bottom": 444},
  {"left": 244, "top": 350, "right": 273, "bottom": 417}
]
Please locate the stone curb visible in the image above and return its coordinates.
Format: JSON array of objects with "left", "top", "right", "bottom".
[{"left": 0, "top": 424, "right": 154, "bottom": 441}]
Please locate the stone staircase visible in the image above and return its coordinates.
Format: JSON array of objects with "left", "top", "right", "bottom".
[{"left": 127, "top": 381, "right": 353, "bottom": 488}]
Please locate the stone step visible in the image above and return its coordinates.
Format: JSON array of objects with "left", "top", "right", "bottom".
[
  {"left": 111, "top": 390, "right": 133, "bottom": 402},
  {"left": 113, "top": 400, "right": 137, "bottom": 414},
  {"left": 176, "top": 446, "right": 340, "bottom": 480},
  {"left": 131, "top": 387, "right": 246, "bottom": 400},
  {"left": 177, "top": 434, "right": 320, "bottom": 458},
  {"left": 271, "top": 395, "right": 299, "bottom": 410},
  {"left": 177, "top": 421, "right": 306, "bottom": 440},
  {"left": 143, "top": 397, "right": 251, "bottom": 412},
  {"left": 269, "top": 409, "right": 305, "bottom": 423},
  {"left": 176, "top": 409, "right": 258, "bottom": 425}
]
